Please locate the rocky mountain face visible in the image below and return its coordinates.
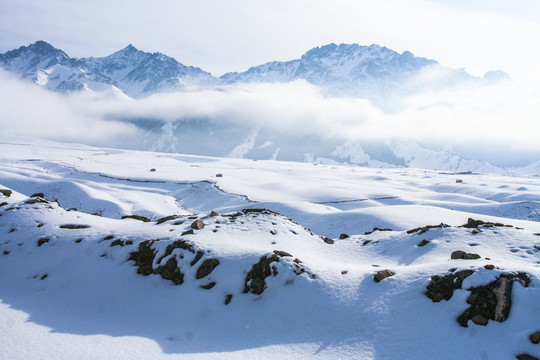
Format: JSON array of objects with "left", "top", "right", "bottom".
[
  {"left": 0, "top": 41, "right": 217, "bottom": 97},
  {"left": 221, "top": 43, "right": 464, "bottom": 96}
]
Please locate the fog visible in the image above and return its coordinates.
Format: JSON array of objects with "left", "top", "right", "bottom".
[{"left": 1, "top": 69, "right": 539, "bottom": 168}]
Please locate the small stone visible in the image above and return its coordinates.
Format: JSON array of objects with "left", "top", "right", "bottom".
[
  {"left": 224, "top": 294, "right": 233, "bottom": 305},
  {"left": 471, "top": 314, "right": 488, "bottom": 326},
  {"left": 339, "top": 233, "right": 350, "bottom": 239},
  {"left": 472, "top": 229, "right": 481, "bottom": 234},
  {"left": 456, "top": 179, "right": 463, "bottom": 183},
  {"left": 322, "top": 237, "right": 334, "bottom": 244},
  {"left": 451, "top": 250, "right": 480, "bottom": 260},
  {"left": 529, "top": 331, "right": 540, "bottom": 344},
  {"left": 341, "top": 270, "right": 348, "bottom": 275},
  {"left": 191, "top": 219, "right": 204, "bottom": 230},
  {"left": 484, "top": 264, "right": 495, "bottom": 270},
  {"left": 0, "top": 189, "right": 12, "bottom": 197},
  {"left": 150, "top": 168, "right": 156, "bottom": 172},
  {"left": 200, "top": 282, "right": 216, "bottom": 290},
  {"left": 216, "top": 174, "right": 223, "bottom": 177},
  {"left": 210, "top": 211, "right": 219, "bottom": 217},
  {"left": 417, "top": 239, "right": 430, "bottom": 247},
  {"left": 181, "top": 229, "right": 194, "bottom": 236},
  {"left": 121, "top": 215, "right": 151, "bottom": 222},
  {"left": 374, "top": 269, "right": 395, "bottom": 283},
  {"left": 37, "top": 238, "right": 49, "bottom": 247},
  {"left": 30, "top": 192, "right": 45, "bottom": 198}
]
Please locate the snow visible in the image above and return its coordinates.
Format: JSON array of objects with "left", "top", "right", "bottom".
[{"left": 1, "top": 135, "right": 540, "bottom": 359}]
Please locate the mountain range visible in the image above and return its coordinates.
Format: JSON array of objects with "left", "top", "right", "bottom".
[
  {"left": 0, "top": 41, "right": 506, "bottom": 98},
  {"left": 0, "top": 41, "right": 523, "bottom": 173}
]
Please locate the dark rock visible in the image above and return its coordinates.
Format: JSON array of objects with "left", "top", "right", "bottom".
[
  {"left": 121, "top": 215, "right": 151, "bottom": 222},
  {"left": 406, "top": 223, "right": 450, "bottom": 235},
  {"left": 456, "top": 179, "right": 463, "bottom": 183},
  {"left": 516, "top": 354, "right": 539, "bottom": 360},
  {"left": 200, "top": 282, "right": 216, "bottom": 289},
  {"left": 110, "top": 239, "right": 124, "bottom": 247},
  {"left": 462, "top": 218, "right": 511, "bottom": 229},
  {"left": 529, "top": 331, "right": 540, "bottom": 344},
  {"left": 362, "top": 240, "right": 372, "bottom": 246},
  {"left": 181, "top": 229, "right": 194, "bottom": 236},
  {"left": 273, "top": 250, "right": 292, "bottom": 257},
  {"left": 8, "top": 228, "right": 16, "bottom": 233},
  {"left": 25, "top": 197, "right": 50, "bottom": 205},
  {"left": 322, "top": 236, "right": 334, "bottom": 244},
  {"left": 472, "top": 228, "right": 481, "bottom": 234},
  {"left": 417, "top": 239, "right": 430, "bottom": 247},
  {"left": 224, "top": 294, "right": 233, "bottom": 305},
  {"left": 129, "top": 240, "right": 157, "bottom": 276},
  {"left": 3, "top": 250, "right": 10, "bottom": 255},
  {"left": 426, "top": 269, "right": 474, "bottom": 302},
  {"left": 150, "top": 168, "right": 156, "bottom": 172},
  {"left": 0, "top": 202, "right": 8, "bottom": 206},
  {"left": 341, "top": 270, "right": 348, "bottom": 275},
  {"left": 451, "top": 250, "right": 480, "bottom": 260},
  {"left": 210, "top": 211, "right": 219, "bottom": 217},
  {"left": 40, "top": 274, "right": 48, "bottom": 280},
  {"left": 156, "top": 215, "right": 181, "bottom": 225},
  {"left": 374, "top": 269, "right": 395, "bottom": 283},
  {"left": 216, "top": 174, "right": 223, "bottom": 177},
  {"left": 0, "top": 189, "right": 12, "bottom": 197},
  {"left": 196, "top": 259, "right": 220, "bottom": 279},
  {"left": 155, "top": 258, "right": 184, "bottom": 285},
  {"left": 125, "top": 240, "right": 133, "bottom": 245},
  {"left": 190, "top": 251, "right": 204, "bottom": 266},
  {"left": 74, "top": 239, "right": 82, "bottom": 243},
  {"left": 364, "top": 227, "right": 393, "bottom": 235},
  {"left": 191, "top": 219, "right": 204, "bottom": 230},
  {"left": 103, "top": 235, "right": 115, "bottom": 241},
  {"left": 59, "top": 224, "right": 91, "bottom": 229},
  {"left": 156, "top": 240, "right": 194, "bottom": 264},
  {"left": 243, "top": 254, "right": 281, "bottom": 295},
  {"left": 30, "top": 192, "right": 45, "bottom": 198},
  {"left": 37, "top": 237, "right": 49, "bottom": 247},
  {"left": 484, "top": 264, "right": 495, "bottom": 270},
  {"left": 339, "top": 233, "right": 350, "bottom": 239},
  {"left": 457, "top": 274, "right": 526, "bottom": 327},
  {"left": 270, "top": 230, "right": 277, "bottom": 235},
  {"left": 471, "top": 314, "right": 488, "bottom": 326}
]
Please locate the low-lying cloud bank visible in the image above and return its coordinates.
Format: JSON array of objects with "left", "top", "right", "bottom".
[{"left": 1, "top": 68, "right": 539, "bottom": 168}]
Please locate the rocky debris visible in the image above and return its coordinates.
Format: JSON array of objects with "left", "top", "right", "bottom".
[
  {"left": 273, "top": 250, "right": 292, "bottom": 258},
  {"left": 190, "top": 219, "right": 204, "bottom": 230},
  {"left": 516, "top": 354, "right": 539, "bottom": 360},
  {"left": 529, "top": 331, "right": 540, "bottom": 344},
  {"left": 37, "top": 237, "right": 50, "bottom": 247},
  {"left": 417, "top": 239, "right": 430, "bottom": 247},
  {"left": 110, "top": 239, "right": 125, "bottom": 247},
  {"left": 121, "top": 215, "right": 151, "bottom": 222},
  {"left": 155, "top": 215, "right": 181, "bottom": 225},
  {"left": 0, "top": 189, "right": 12, "bottom": 197},
  {"left": 59, "top": 224, "right": 91, "bottom": 229},
  {"left": 30, "top": 192, "right": 45, "bottom": 198},
  {"left": 374, "top": 269, "right": 395, "bottom": 283},
  {"left": 364, "top": 227, "right": 393, "bottom": 235},
  {"left": 406, "top": 223, "right": 450, "bottom": 235},
  {"left": 224, "top": 294, "right": 233, "bottom": 305},
  {"left": 426, "top": 269, "right": 474, "bottom": 302},
  {"left": 457, "top": 273, "right": 530, "bottom": 327},
  {"left": 196, "top": 259, "right": 220, "bottom": 279},
  {"left": 339, "top": 233, "right": 350, "bottom": 239},
  {"left": 129, "top": 241, "right": 157, "bottom": 276},
  {"left": 451, "top": 250, "right": 481, "bottom": 260},
  {"left": 461, "top": 218, "right": 512, "bottom": 229}
]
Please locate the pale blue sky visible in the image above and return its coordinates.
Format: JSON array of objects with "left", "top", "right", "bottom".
[{"left": 0, "top": 0, "right": 539, "bottom": 81}]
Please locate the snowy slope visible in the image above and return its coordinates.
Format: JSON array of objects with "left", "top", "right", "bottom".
[{"left": 1, "top": 136, "right": 540, "bottom": 359}]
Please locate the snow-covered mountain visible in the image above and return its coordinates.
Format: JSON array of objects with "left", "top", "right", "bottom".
[
  {"left": 0, "top": 41, "right": 217, "bottom": 97},
  {"left": 221, "top": 43, "right": 478, "bottom": 97},
  {"left": 1, "top": 41, "right": 505, "bottom": 98}
]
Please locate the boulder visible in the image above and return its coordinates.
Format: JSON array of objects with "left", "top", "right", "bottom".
[
  {"left": 374, "top": 269, "right": 395, "bottom": 283},
  {"left": 196, "top": 259, "right": 220, "bottom": 279},
  {"left": 191, "top": 219, "right": 205, "bottom": 230},
  {"left": 0, "top": 189, "right": 12, "bottom": 197},
  {"left": 529, "top": 331, "right": 540, "bottom": 344},
  {"left": 451, "top": 250, "right": 480, "bottom": 260}
]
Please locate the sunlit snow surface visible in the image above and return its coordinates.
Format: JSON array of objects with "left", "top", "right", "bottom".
[{"left": 1, "top": 135, "right": 540, "bottom": 359}]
